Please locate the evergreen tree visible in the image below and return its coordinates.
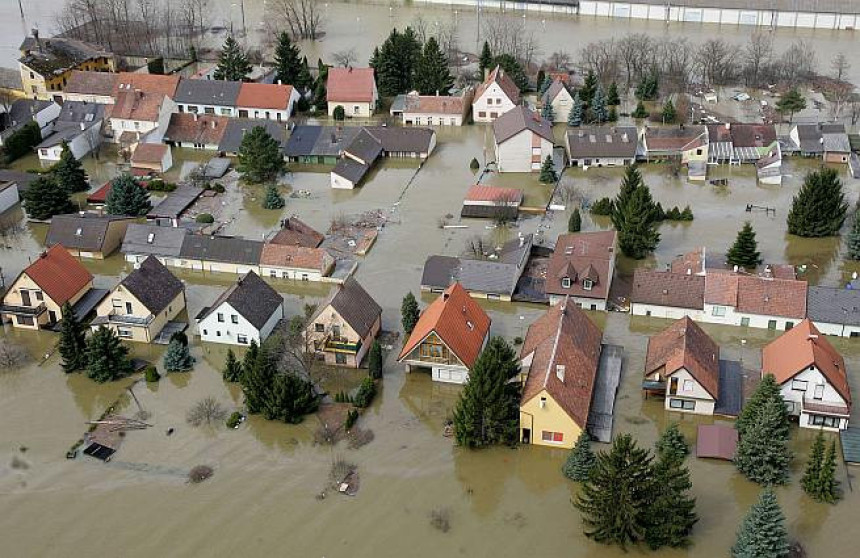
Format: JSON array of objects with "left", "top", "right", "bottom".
[
  {"left": 1, "top": 120, "right": 41, "bottom": 163},
  {"left": 52, "top": 142, "right": 89, "bottom": 193},
  {"left": 573, "top": 434, "right": 653, "bottom": 549},
  {"left": 223, "top": 348, "right": 243, "bottom": 382},
  {"left": 273, "top": 31, "right": 302, "bottom": 87},
  {"left": 105, "top": 174, "right": 151, "bottom": 216},
  {"left": 237, "top": 126, "right": 285, "bottom": 183},
  {"left": 538, "top": 75, "right": 553, "bottom": 97},
  {"left": 801, "top": 431, "right": 825, "bottom": 496},
  {"left": 607, "top": 81, "right": 620, "bottom": 106},
  {"left": 562, "top": 431, "right": 596, "bottom": 481},
  {"left": 731, "top": 489, "right": 790, "bottom": 558},
  {"left": 242, "top": 340, "right": 259, "bottom": 379},
  {"left": 608, "top": 105, "right": 618, "bottom": 122},
  {"left": 401, "top": 291, "right": 420, "bottom": 334},
  {"left": 635, "top": 71, "right": 659, "bottom": 100},
  {"left": 163, "top": 339, "right": 194, "bottom": 372},
  {"left": 736, "top": 374, "right": 784, "bottom": 437},
  {"left": 662, "top": 99, "right": 677, "bottom": 123},
  {"left": 267, "top": 371, "right": 319, "bottom": 423},
  {"left": 568, "top": 208, "right": 582, "bottom": 233},
  {"left": 58, "top": 302, "right": 87, "bottom": 373},
  {"left": 610, "top": 165, "right": 660, "bottom": 259},
  {"left": 655, "top": 423, "right": 690, "bottom": 463},
  {"left": 787, "top": 167, "right": 847, "bottom": 237},
  {"left": 479, "top": 41, "right": 493, "bottom": 77},
  {"left": 452, "top": 337, "right": 521, "bottom": 447},
  {"left": 726, "top": 222, "right": 763, "bottom": 270},
  {"left": 541, "top": 101, "right": 555, "bottom": 122},
  {"left": 845, "top": 210, "right": 860, "bottom": 260},
  {"left": 632, "top": 100, "right": 649, "bottom": 119},
  {"left": 368, "top": 340, "right": 383, "bottom": 380},
  {"left": 539, "top": 155, "right": 557, "bottom": 184},
  {"left": 374, "top": 27, "right": 423, "bottom": 96},
  {"left": 735, "top": 395, "right": 792, "bottom": 485},
  {"left": 213, "top": 35, "right": 250, "bottom": 81},
  {"left": 776, "top": 88, "right": 806, "bottom": 122},
  {"left": 580, "top": 71, "right": 597, "bottom": 109},
  {"left": 568, "top": 92, "right": 583, "bottom": 127},
  {"left": 492, "top": 54, "right": 529, "bottom": 92},
  {"left": 85, "top": 326, "right": 133, "bottom": 383},
  {"left": 241, "top": 343, "right": 275, "bottom": 414},
  {"left": 646, "top": 449, "right": 697, "bottom": 550},
  {"left": 415, "top": 37, "right": 453, "bottom": 95},
  {"left": 262, "top": 184, "right": 285, "bottom": 210},
  {"left": 817, "top": 439, "right": 840, "bottom": 503},
  {"left": 591, "top": 83, "right": 608, "bottom": 123},
  {"left": 21, "top": 175, "right": 75, "bottom": 220}
]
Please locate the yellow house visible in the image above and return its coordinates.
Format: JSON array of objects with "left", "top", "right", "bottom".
[
  {"left": 0, "top": 245, "right": 94, "bottom": 329},
  {"left": 91, "top": 256, "right": 186, "bottom": 343},
  {"left": 19, "top": 30, "right": 115, "bottom": 101},
  {"left": 519, "top": 297, "right": 603, "bottom": 449}
]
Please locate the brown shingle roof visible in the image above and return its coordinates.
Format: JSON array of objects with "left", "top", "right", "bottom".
[
  {"left": 109, "top": 89, "right": 165, "bottom": 122},
  {"left": 493, "top": 105, "right": 554, "bottom": 144},
  {"left": 631, "top": 269, "right": 705, "bottom": 310},
  {"left": 236, "top": 82, "right": 294, "bottom": 110},
  {"left": 327, "top": 67, "right": 376, "bottom": 103},
  {"left": 260, "top": 243, "right": 330, "bottom": 273},
  {"left": 20, "top": 245, "right": 92, "bottom": 305},
  {"left": 164, "top": 113, "right": 228, "bottom": 145},
  {"left": 131, "top": 143, "right": 168, "bottom": 165},
  {"left": 736, "top": 276, "right": 807, "bottom": 319},
  {"left": 405, "top": 94, "right": 465, "bottom": 115},
  {"left": 545, "top": 231, "right": 616, "bottom": 299},
  {"left": 645, "top": 317, "right": 720, "bottom": 398},
  {"left": 475, "top": 65, "right": 521, "bottom": 105},
  {"left": 315, "top": 277, "right": 382, "bottom": 339},
  {"left": 113, "top": 72, "right": 180, "bottom": 98},
  {"left": 269, "top": 217, "right": 324, "bottom": 248},
  {"left": 644, "top": 125, "right": 707, "bottom": 152},
  {"left": 64, "top": 70, "right": 118, "bottom": 96},
  {"left": 520, "top": 298, "right": 603, "bottom": 428},
  {"left": 464, "top": 185, "right": 523, "bottom": 204},
  {"left": 704, "top": 272, "right": 740, "bottom": 306}
]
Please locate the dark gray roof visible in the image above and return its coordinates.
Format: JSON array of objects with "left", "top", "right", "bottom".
[
  {"left": 567, "top": 126, "right": 638, "bottom": 159},
  {"left": 458, "top": 259, "right": 521, "bottom": 297},
  {"left": 179, "top": 234, "right": 263, "bottom": 266},
  {"left": 461, "top": 205, "right": 518, "bottom": 220},
  {"left": 218, "top": 119, "right": 288, "bottom": 153},
  {"left": 420, "top": 235, "right": 531, "bottom": 296},
  {"left": 1, "top": 99, "right": 56, "bottom": 141},
  {"left": 37, "top": 101, "right": 104, "bottom": 148},
  {"left": 0, "top": 67, "right": 22, "bottom": 90},
  {"left": 808, "top": 285, "right": 860, "bottom": 327},
  {"left": 421, "top": 255, "right": 460, "bottom": 289},
  {"left": 146, "top": 185, "right": 202, "bottom": 220},
  {"left": 121, "top": 256, "right": 183, "bottom": 314},
  {"left": 46, "top": 213, "right": 133, "bottom": 252},
  {"left": 121, "top": 223, "right": 187, "bottom": 257},
  {"left": 795, "top": 124, "right": 824, "bottom": 153},
  {"left": 332, "top": 157, "right": 372, "bottom": 185},
  {"left": 0, "top": 170, "right": 39, "bottom": 191},
  {"left": 203, "top": 157, "right": 231, "bottom": 178},
  {"left": 200, "top": 271, "right": 282, "bottom": 329},
  {"left": 493, "top": 105, "right": 554, "bottom": 144},
  {"left": 319, "top": 277, "right": 381, "bottom": 338},
  {"left": 363, "top": 126, "right": 436, "bottom": 154},
  {"left": 541, "top": 79, "right": 569, "bottom": 105},
  {"left": 174, "top": 79, "right": 241, "bottom": 107},
  {"left": 18, "top": 35, "right": 111, "bottom": 75},
  {"left": 284, "top": 125, "right": 360, "bottom": 158},
  {"left": 344, "top": 128, "right": 383, "bottom": 163}
]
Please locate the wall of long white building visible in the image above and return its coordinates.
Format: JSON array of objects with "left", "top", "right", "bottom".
[{"left": 419, "top": 1, "right": 859, "bottom": 30}]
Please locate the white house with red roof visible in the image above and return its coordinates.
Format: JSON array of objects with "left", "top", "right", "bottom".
[
  {"left": 493, "top": 105, "right": 554, "bottom": 173},
  {"left": 472, "top": 65, "right": 520, "bottom": 123},
  {"left": 236, "top": 82, "right": 299, "bottom": 122},
  {"left": 326, "top": 67, "right": 378, "bottom": 118}
]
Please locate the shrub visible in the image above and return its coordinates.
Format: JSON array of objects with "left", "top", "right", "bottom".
[
  {"left": 513, "top": 336, "right": 523, "bottom": 345},
  {"left": 333, "top": 105, "right": 346, "bottom": 121},
  {"left": 188, "top": 465, "right": 214, "bottom": 483},
  {"left": 196, "top": 213, "right": 215, "bottom": 224},
  {"left": 213, "top": 183, "right": 225, "bottom": 193},
  {"left": 353, "top": 377, "right": 377, "bottom": 408},
  {"left": 345, "top": 408, "right": 359, "bottom": 430},
  {"left": 226, "top": 411, "right": 243, "bottom": 429},
  {"left": 144, "top": 365, "right": 161, "bottom": 382},
  {"left": 590, "top": 197, "right": 614, "bottom": 215},
  {"left": 470, "top": 158, "right": 480, "bottom": 171}
]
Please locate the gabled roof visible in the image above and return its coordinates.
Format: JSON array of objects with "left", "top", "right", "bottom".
[
  {"left": 493, "top": 105, "right": 554, "bottom": 144},
  {"left": 631, "top": 269, "right": 705, "bottom": 310},
  {"left": 45, "top": 213, "right": 134, "bottom": 252},
  {"left": 164, "top": 113, "right": 229, "bottom": 145},
  {"left": 401, "top": 92, "right": 467, "bottom": 115},
  {"left": 121, "top": 223, "right": 187, "bottom": 258},
  {"left": 19, "top": 35, "right": 111, "bottom": 76},
  {"left": 37, "top": 101, "right": 104, "bottom": 149},
  {"left": 131, "top": 143, "right": 168, "bottom": 165},
  {"left": 20, "top": 245, "right": 92, "bottom": 305},
  {"left": 762, "top": 319, "right": 850, "bottom": 405},
  {"left": 398, "top": 283, "right": 491, "bottom": 369},
  {"left": 541, "top": 79, "right": 570, "bottom": 105},
  {"left": 645, "top": 317, "right": 720, "bottom": 398},
  {"left": 120, "top": 256, "right": 183, "bottom": 314},
  {"left": 113, "top": 73, "right": 180, "bottom": 98},
  {"left": 269, "top": 217, "right": 324, "bottom": 248},
  {"left": 314, "top": 278, "right": 381, "bottom": 339},
  {"left": 146, "top": 185, "right": 202, "bottom": 220},
  {"left": 545, "top": 231, "right": 616, "bottom": 299},
  {"left": 236, "top": 82, "right": 295, "bottom": 110},
  {"left": 199, "top": 271, "right": 282, "bottom": 330},
  {"left": 475, "top": 65, "right": 520, "bottom": 105},
  {"left": 65, "top": 70, "right": 118, "bottom": 96},
  {"left": 362, "top": 126, "right": 436, "bottom": 154},
  {"left": 109, "top": 89, "right": 166, "bottom": 122},
  {"left": 643, "top": 125, "right": 707, "bottom": 152},
  {"left": 566, "top": 126, "right": 638, "bottom": 159},
  {"left": 807, "top": 285, "right": 860, "bottom": 327},
  {"left": 520, "top": 298, "right": 603, "bottom": 428},
  {"left": 463, "top": 185, "right": 523, "bottom": 205},
  {"left": 283, "top": 125, "right": 360, "bottom": 158},
  {"left": 259, "top": 243, "right": 330, "bottom": 273},
  {"left": 670, "top": 247, "right": 727, "bottom": 276},
  {"left": 179, "top": 234, "right": 263, "bottom": 266},
  {"left": 174, "top": 79, "right": 241, "bottom": 106},
  {"left": 217, "top": 119, "right": 287, "bottom": 153},
  {"left": 326, "top": 67, "right": 376, "bottom": 103},
  {"left": 343, "top": 128, "right": 383, "bottom": 163}
]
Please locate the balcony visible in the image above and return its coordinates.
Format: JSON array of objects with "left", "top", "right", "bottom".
[
  {"left": 105, "top": 310, "right": 154, "bottom": 327},
  {"left": 801, "top": 398, "right": 850, "bottom": 417},
  {"left": 0, "top": 302, "right": 46, "bottom": 317},
  {"left": 323, "top": 336, "right": 361, "bottom": 354}
]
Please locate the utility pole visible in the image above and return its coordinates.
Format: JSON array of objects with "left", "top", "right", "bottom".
[
  {"left": 476, "top": 0, "right": 481, "bottom": 54},
  {"left": 18, "top": 0, "right": 24, "bottom": 19}
]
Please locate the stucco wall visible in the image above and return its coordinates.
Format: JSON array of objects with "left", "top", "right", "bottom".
[{"left": 520, "top": 389, "right": 581, "bottom": 450}]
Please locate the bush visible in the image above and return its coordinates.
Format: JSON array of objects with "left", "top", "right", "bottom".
[
  {"left": 470, "top": 158, "right": 480, "bottom": 171},
  {"left": 226, "top": 411, "right": 243, "bottom": 429},
  {"left": 213, "top": 183, "right": 225, "bottom": 194},
  {"left": 147, "top": 180, "right": 177, "bottom": 192},
  {"left": 196, "top": 213, "right": 215, "bottom": 224},
  {"left": 590, "top": 197, "right": 614, "bottom": 215},
  {"left": 144, "top": 365, "right": 161, "bottom": 382},
  {"left": 353, "top": 377, "right": 377, "bottom": 408},
  {"left": 345, "top": 408, "right": 359, "bottom": 430},
  {"left": 333, "top": 105, "right": 346, "bottom": 121},
  {"left": 513, "top": 336, "right": 523, "bottom": 345},
  {"left": 188, "top": 464, "right": 214, "bottom": 483}
]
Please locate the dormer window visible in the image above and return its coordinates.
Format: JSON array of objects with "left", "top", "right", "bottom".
[
  {"left": 561, "top": 277, "right": 571, "bottom": 289},
  {"left": 75, "top": 228, "right": 82, "bottom": 236},
  {"left": 556, "top": 365, "right": 565, "bottom": 382},
  {"left": 582, "top": 278, "right": 594, "bottom": 291}
]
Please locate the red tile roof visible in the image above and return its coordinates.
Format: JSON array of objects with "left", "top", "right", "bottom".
[
  {"left": 65, "top": 70, "right": 118, "bottom": 96},
  {"left": 398, "top": 283, "right": 491, "bottom": 369},
  {"left": 131, "top": 143, "right": 168, "bottom": 165},
  {"left": 326, "top": 67, "right": 376, "bottom": 103},
  {"left": 545, "top": 231, "right": 616, "bottom": 299},
  {"left": 113, "top": 72, "right": 180, "bottom": 98},
  {"left": 87, "top": 179, "right": 148, "bottom": 204},
  {"left": 704, "top": 272, "right": 739, "bottom": 306},
  {"left": 737, "top": 276, "right": 807, "bottom": 318},
  {"left": 762, "top": 319, "right": 851, "bottom": 405},
  {"left": 631, "top": 269, "right": 705, "bottom": 309},
  {"left": 520, "top": 298, "right": 603, "bottom": 428},
  {"left": 464, "top": 185, "right": 523, "bottom": 204},
  {"left": 645, "top": 317, "right": 720, "bottom": 398},
  {"left": 23, "top": 245, "right": 92, "bottom": 305},
  {"left": 269, "top": 217, "right": 324, "bottom": 248},
  {"left": 164, "top": 113, "right": 228, "bottom": 145},
  {"left": 109, "top": 89, "right": 165, "bottom": 122},
  {"left": 236, "top": 82, "right": 295, "bottom": 110},
  {"left": 475, "top": 65, "right": 521, "bottom": 105},
  {"left": 259, "top": 243, "right": 330, "bottom": 272},
  {"left": 405, "top": 93, "right": 467, "bottom": 115}
]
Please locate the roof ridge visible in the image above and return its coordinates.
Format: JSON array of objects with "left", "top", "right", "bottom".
[{"left": 542, "top": 302, "right": 567, "bottom": 390}]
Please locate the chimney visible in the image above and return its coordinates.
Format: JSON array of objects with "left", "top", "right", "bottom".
[
  {"left": 193, "top": 113, "right": 198, "bottom": 121},
  {"left": 443, "top": 292, "right": 450, "bottom": 301},
  {"left": 278, "top": 79, "right": 282, "bottom": 86},
  {"left": 31, "top": 28, "right": 40, "bottom": 51},
  {"left": 80, "top": 122, "right": 85, "bottom": 131},
  {"left": 725, "top": 122, "right": 731, "bottom": 130},
  {"left": 556, "top": 365, "right": 565, "bottom": 383},
  {"left": 211, "top": 120, "right": 216, "bottom": 129}
]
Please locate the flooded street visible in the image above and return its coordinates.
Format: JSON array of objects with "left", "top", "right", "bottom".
[{"left": 2, "top": 0, "right": 860, "bottom": 556}]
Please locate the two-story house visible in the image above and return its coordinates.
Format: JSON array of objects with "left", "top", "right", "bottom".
[
  {"left": 0, "top": 245, "right": 94, "bottom": 329},
  {"left": 762, "top": 319, "right": 851, "bottom": 431},
  {"left": 62, "top": 70, "right": 118, "bottom": 104},
  {"left": 472, "top": 65, "right": 520, "bottom": 123},
  {"left": 91, "top": 256, "right": 186, "bottom": 343},
  {"left": 493, "top": 105, "right": 554, "bottom": 173},
  {"left": 236, "top": 82, "right": 299, "bottom": 121},
  {"left": 196, "top": 271, "right": 283, "bottom": 346},
  {"left": 305, "top": 278, "right": 382, "bottom": 368},
  {"left": 326, "top": 67, "right": 378, "bottom": 118},
  {"left": 398, "top": 282, "right": 491, "bottom": 384},
  {"left": 108, "top": 87, "right": 176, "bottom": 146},
  {"left": 174, "top": 79, "right": 241, "bottom": 117},
  {"left": 541, "top": 79, "right": 574, "bottom": 124},
  {"left": 545, "top": 230, "right": 617, "bottom": 310}
]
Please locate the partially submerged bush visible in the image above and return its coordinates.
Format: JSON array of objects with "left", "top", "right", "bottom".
[
  {"left": 590, "top": 197, "right": 614, "bottom": 216},
  {"left": 430, "top": 507, "right": 451, "bottom": 533},
  {"left": 188, "top": 465, "right": 214, "bottom": 483},
  {"left": 353, "top": 378, "right": 377, "bottom": 408},
  {"left": 144, "top": 365, "right": 161, "bottom": 382},
  {"left": 196, "top": 213, "right": 215, "bottom": 224},
  {"left": 226, "top": 411, "right": 243, "bottom": 429}
]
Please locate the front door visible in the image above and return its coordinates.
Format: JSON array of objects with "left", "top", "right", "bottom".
[
  {"left": 21, "top": 290, "right": 31, "bottom": 306},
  {"left": 522, "top": 428, "right": 531, "bottom": 445},
  {"left": 48, "top": 310, "right": 57, "bottom": 323},
  {"left": 669, "top": 377, "right": 679, "bottom": 395},
  {"left": 335, "top": 352, "right": 347, "bottom": 365}
]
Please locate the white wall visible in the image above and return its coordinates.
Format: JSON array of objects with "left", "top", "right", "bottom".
[
  {"left": 550, "top": 89, "right": 574, "bottom": 124},
  {"left": 38, "top": 125, "right": 102, "bottom": 164},
  {"left": 774, "top": 365, "right": 850, "bottom": 430},
  {"left": 197, "top": 300, "right": 283, "bottom": 346},
  {"left": 702, "top": 303, "right": 800, "bottom": 331},
  {"left": 630, "top": 303, "right": 703, "bottom": 321},
  {"left": 403, "top": 112, "right": 464, "bottom": 126},
  {"left": 178, "top": 103, "right": 234, "bottom": 117},
  {"left": 260, "top": 265, "right": 324, "bottom": 282},
  {"left": 496, "top": 131, "right": 552, "bottom": 173},
  {"left": 549, "top": 294, "right": 607, "bottom": 311},
  {"left": 663, "top": 368, "right": 716, "bottom": 416},
  {"left": 473, "top": 82, "right": 516, "bottom": 123}
]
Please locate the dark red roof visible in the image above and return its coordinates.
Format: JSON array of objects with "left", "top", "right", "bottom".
[{"left": 23, "top": 245, "right": 92, "bottom": 305}]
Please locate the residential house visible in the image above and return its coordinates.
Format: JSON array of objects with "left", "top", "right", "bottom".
[
  {"left": 390, "top": 88, "right": 474, "bottom": 126},
  {"left": 145, "top": 185, "right": 202, "bottom": 227},
  {"left": 545, "top": 230, "right": 617, "bottom": 310},
  {"left": 706, "top": 122, "right": 777, "bottom": 164},
  {"left": 0, "top": 99, "right": 61, "bottom": 146},
  {"left": 62, "top": 70, "right": 118, "bottom": 104},
  {"left": 630, "top": 269, "right": 706, "bottom": 320},
  {"left": 492, "top": 105, "right": 554, "bottom": 173},
  {"left": 640, "top": 125, "right": 709, "bottom": 162},
  {"left": 108, "top": 87, "right": 176, "bottom": 145},
  {"left": 0, "top": 178, "right": 21, "bottom": 213},
  {"left": 236, "top": 82, "right": 299, "bottom": 121},
  {"left": 420, "top": 234, "right": 533, "bottom": 301},
  {"left": 18, "top": 30, "right": 115, "bottom": 101},
  {"left": 35, "top": 101, "right": 104, "bottom": 165},
  {"left": 174, "top": 79, "right": 241, "bottom": 117},
  {"left": 807, "top": 285, "right": 860, "bottom": 338},
  {"left": 305, "top": 278, "right": 382, "bottom": 367},
  {"left": 788, "top": 124, "right": 824, "bottom": 157},
  {"left": 0, "top": 245, "right": 94, "bottom": 329},
  {"left": 565, "top": 126, "right": 638, "bottom": 167},
  {"left": 178, "top": 234, "right": 263, "bottom": 274},
  {"left": 131, "top": 143, "right": 172, "bottom": 174},
  {"left": 331, "top": 126, "right": 436, "bottom": 188},
  {"left": 112, "top": 73, "right": 180, "bottom": 99},
  {"left": 121, "top": 223, "right": 188, "bottom": 265},
  {"left": 461, "top": 184, "right": 523, "bottom": 220},
  {"left": 762, "top": 319, "right": 851, "bottom": 431},
  {"left": 45, "top": 213, "right": 135, "bottom": 259},
  {"left": 788, "top": 123, "right": 850, "bottom": 162},
  {"left": 822, "top": 123, "right": 851, "bottom": 163},
  {"left": 472, "top": 65, "right": 520, "bottom": 123},
  {"left": 398, "top": 282, "right": 491, "bottom": 384},
  {"left": 284, "top": 125, "right": 361, "bottom": 164},
  {"left": 702, "top": 272, "right": 807, "bottom": 331},
  {"left": 642, "top": 317, "right": 720, "bottom": 416},
  {"left": 519, "top": 298, "right": 603, "bottom": 449},
  {"left": 163, "top": 113, "right": 228, "bottom": 150},
  {"left": 217, "top": 118, "right": 287, "bottom": 156},
  {"left": 91, "top": 256, "right": 185, "bottom": 343},
  {"left": 269, "top": 217, "right": 324, "bottom": 248},
  {"left": 326, "top": 67, "right": 378, "bottom": 118},
  {"left": 541, "top": 79, "right": 574, "bottom": 124},
  {"left": 259, "top": 243, "right": 334, "bottom": 282},
  {"left": 756, "top": 146, "right": 783, "bottom": 185},
  {"left": 196, "top": 271, "right": 283, "bottom": 346}
]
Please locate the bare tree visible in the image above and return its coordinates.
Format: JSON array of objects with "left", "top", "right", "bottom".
[
  {"left": 278, "top": 303, "right": 319, "bottom": 384},
  {"left": 777, "top": 40, "right": 817, "bottom": 86},
  {"left": 616, "top": 33, "right": 654, "bottom": 87},
  {"left": 743, "top": 32, "right": 773, "bottom": 87},
  {"left": 831, "top": 52, "right": 851, "bottom": 82},
  {"left": 186, "top": 397, "right": 228, "bottom": 427},
  {"left": 548, "top": 50, "right": 572, "bottom": 72},
  {"left": 0, "top": 213, "right": 24, "bottom": 243},
  {"left": 0, "top": 340, "right": 27, "bottom": 370},
  {"left": 332, "top": 49, "right": 357, "bottom": 68},
  {"left": 266, "top": 0, "right": 324, "bottom": 41},
  {"left": 579, "top": 39, "right": 619, "bottom": 84},
  {"left": 656, "top": 38, "right": 694, "bottom": 94},
  {"left": 411, "top": 14, "right": 429, "bottom": 44},
  {"left": 696, "top": 39, "right": 741, "bottom": 87},
  {"left": 849, "top": 93, "right": 860, "bottom": 127},
  {"left": 481, "top": 13, "right": 539, "bottom": 69}
]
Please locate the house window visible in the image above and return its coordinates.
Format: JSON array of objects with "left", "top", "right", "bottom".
[
  {"left": 711, "top": 306, "right": 726, "bottom": 317},
  {"left": 34, "top": 291, "right": 43, "bottom": 301},
  {"left": 582, "top": 279, "right": 593, "bottom": 291},
  {"left": 768, "top": 320, "right": 777, "bottom": 330},
  {"left": 315, "top": 323, "right": 324, "bottom": 332},
  {"left": 669, "top": 398, "right": 696, "bottom": 411},
  {"left": 740, "top": 317, "right": 750, "bottom": 327},
  {"left": 791, "top": 380, "right": 808, "bottom": 391},
  {"left": 561, "top": 277, "right": 571, "bottom": 289},
  {"left": 217, "top": 313, "right": 224, "bottom": 322},
  {"left": 203, "top": 329, "right": 208, "bottom": 335},
  {"left": 237, "top": 334, "right": 248, "bottom": 344},
  {"left": 487, "top": 293, "right": 500, "bottom": 300},
  {"left": 231, "top": 315, "right": 239, "bottom": 324},
  {"left": 270, "top": 270, "right": 277, "bottom": 278},
  {"left": 216, "top": 331, "right": 221, "bottom": 337},
  {"left": 353, "top": 105, "right": 360, "bottom": 114},
  {"left": 219, "top": 108, "right": 230, "bottom": 115},
  {"left": 683, "top": 380, "right": 694, "bottom": 392},
  {"left": 336, "top": 352, "right": 347, "bottom": 365},
  {"left": 810, "top": 415, "right": 839, "bottom": 428},
  {"left": 785, "top": 322, "right": 794, "bottom": 330},
  {"left": 17, "top": 316, "right": 34, "bottom": 326},
  {"left": 813, "top": 384, "right": 825, "bottom": 400},
  {"left": 541, "top": 431, "right": 564, "bottom": 443},
  {"left": 419, "top": 337, "right": 447, "bottom": 361},
  {"left": 478, "top": 111, "right": 486, "bottom": 118},
  {"left": 117, "top": 328, "right": 132, "bottom": 338},
  {"left": 301, "top": 274, "right": 308, "bottom": 281}
]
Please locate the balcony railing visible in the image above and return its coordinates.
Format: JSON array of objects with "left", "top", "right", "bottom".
[
  {"left": 802, "top": 398, "right": 850, "bottom": 417},
  {"left": 323, "top": 337, "right": 361, "bottom": 354},
  {"left": 106, "top": 311, "right": 154, "bottom": 326},
  {"left": 0, "top": 302, "right": 46, "bottom": 316}
]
